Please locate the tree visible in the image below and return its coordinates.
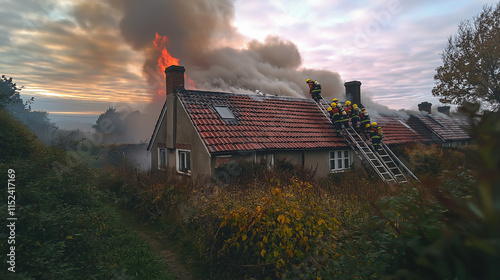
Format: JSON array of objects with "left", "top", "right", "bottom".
[
  {"left": 93, "top": 107, "right": 127, "bottom": 144},
  {"left": 432, "top": 3, "right": 500, "bottom": 111},
  {"left": 0, "top": 75, "right": 24, "bottom": 110}
]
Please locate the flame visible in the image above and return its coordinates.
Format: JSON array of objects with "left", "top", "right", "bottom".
[
  {"left": 153, "top": 32, "right": 195, "bottom": 95},
  {"left": 153, "top": 33, "right": 179, "bottom": 70}
]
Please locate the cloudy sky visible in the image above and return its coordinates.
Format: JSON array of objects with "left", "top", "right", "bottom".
[{"left": 0, "top": 0, "right": 495, "bottom": 131}]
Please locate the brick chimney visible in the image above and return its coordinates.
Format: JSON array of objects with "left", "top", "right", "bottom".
[
  {"left": 437, "top": 106, "right": 450, "bottom": 116},
  {"left": 418, "top": 101, "right": 432, "bottom": 114},
  {"left": 344, "top": 81, "right": 362, "bottom": 106},
  {"left": 165, "top": 65, "right": 185, "bottom": 95}
]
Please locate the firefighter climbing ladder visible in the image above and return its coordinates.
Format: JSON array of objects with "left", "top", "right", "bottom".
[{"left": 316, "top": 98, "right": 418, "bottom": 184}]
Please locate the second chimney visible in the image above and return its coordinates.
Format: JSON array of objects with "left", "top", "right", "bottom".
[
  {"left": 344, "top": 81, "right": 362, "bottom": 106},
  {"left": 165, "top": 65, "right": 185, "bottom": 95},
  {"left": 437, "top": 106, "right": 450, "bottom": 116},
  {"left": 418, "top": 101, "right": 432, "bottom": 114}
]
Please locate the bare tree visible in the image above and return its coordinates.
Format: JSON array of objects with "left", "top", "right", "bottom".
[{"left": 433, "top": 3, "right": 500, "bottom": 111}]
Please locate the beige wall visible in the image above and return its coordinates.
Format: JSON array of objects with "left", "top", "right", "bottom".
[{"left": 150, "top": 93, "right": 212, "bottom": 178}]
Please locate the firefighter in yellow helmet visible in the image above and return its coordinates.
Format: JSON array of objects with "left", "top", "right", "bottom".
[
  {"left": 306, "top": 79, "right": 322, "bottom": 102},
  {"left": 360, "top": 108, "right": 371, "bottom": 136},
  {"left": 370, "top": 122, "right": 383, "bottom": 151},
  {"left": 350, "top": 104, "right": 361, "bottom": 131},
  {"left": 330, "top": 104, "right": 341, "bottom": 135}
]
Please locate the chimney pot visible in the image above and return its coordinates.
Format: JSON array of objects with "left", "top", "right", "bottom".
[
  {"left": 437, "top": 105, "right": 450, "bottom": 116},
  {"left": 344, "top": 81, "right": 362, "bottom": 106},
  {"left": 165, "top": 65, "right": 185, "bottom": 95},
  {"left": 418, "top": 102, "right": 432, "bottom": 114}
]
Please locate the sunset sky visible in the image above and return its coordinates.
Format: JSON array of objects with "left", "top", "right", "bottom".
[{"left": 0, "top": 0, "right": 495, "bottom": 131}]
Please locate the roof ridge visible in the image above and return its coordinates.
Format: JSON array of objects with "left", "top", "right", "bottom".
[{"left": 179, "top": 89, "right": 313, "bottom": 102}]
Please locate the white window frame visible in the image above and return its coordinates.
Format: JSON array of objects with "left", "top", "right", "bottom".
[
  {"left": 158, "top": 148, "right": 167, "bottom": 170},
  {"left": 329, "top": 150, "right": 351, "bottom": 172},
  {"left": 176, "top": 149, "right": 191, "bottom": 174}
]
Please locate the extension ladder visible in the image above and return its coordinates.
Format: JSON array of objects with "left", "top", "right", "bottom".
[{"left": 316, "top": 97, "right": 417, "bottom": 184}]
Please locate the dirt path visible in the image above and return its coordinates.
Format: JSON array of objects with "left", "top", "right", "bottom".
[{"left": 118, "top": 208, "right": 193, "bottom": 280}]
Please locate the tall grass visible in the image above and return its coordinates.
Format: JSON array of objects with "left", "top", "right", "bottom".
[
  {"left": 0, "top": 110, "right": 174, "bottom": 279},
  {"left": 102, "top": 110, "right": 500, "bottom": 280}
]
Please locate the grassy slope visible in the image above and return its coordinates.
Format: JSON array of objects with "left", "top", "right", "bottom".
[{"left": 0, "top": 110, "right": 175, "bottom": 279}]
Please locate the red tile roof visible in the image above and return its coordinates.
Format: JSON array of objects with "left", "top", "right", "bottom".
[
  {"left": 178, "top": 90, "right": 348, "bottom": 153},
  {"left": 371, "top": 115, "right": 422, "bottom": 145}
]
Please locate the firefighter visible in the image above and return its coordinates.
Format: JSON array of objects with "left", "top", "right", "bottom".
[
  {"left": 345, "top": 101, "right": 353, "bottom": 116},
  {"left": 370, "top": 122, "right": 383, "bottom": 151},
  {"left": 363, "top": 123, "right": 372, "bottom": 139},
  {"left": 360, "top": 108, "right": 371, "bottom": 134},
  {"left": 351, "top": 104, "right": 360, "bottom": 131},
  {"left": 339, "top": 106, "right": 350, "bottom": 131},
  {"left": 331, "top": 104, "right": 341, "bottom": 135},
  {"left": 306, "top": 79, "right": 322, "bottom": 102}
]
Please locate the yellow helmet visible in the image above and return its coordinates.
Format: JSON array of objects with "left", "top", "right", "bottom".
[
  {"left": 371, "top": 122, "right": 378, "bottom": 127},
  {"left": 365, "top": 124, "right": 371, "bottom": 128},
  {"left": 305, "top": 79, "right": 311, "bottom": 83},
  {"left": 353, "top": 104, "right": 358, "bottom": 109},
  {"left": 345, "top": 101, "right": 351, "bottom": 105},
  {"left": 331, "top": 102, "right": 336, "bottom": 107},
  {"left": 332, "top": 98, "right": 338, "bottom": 103},
  {"left": 327, "top": 106, "right": 332, "bottom": 112}
]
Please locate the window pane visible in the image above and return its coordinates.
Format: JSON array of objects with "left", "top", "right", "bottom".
[
  {"left": 330, "top": 151, "right": 335, "bottom": 159},
  {"left": 337, "top": 151, "right": 342, "bottom": 158},
  {"left": 186, "top": 151, "right": 191, "bottom": 170},
  {"left": 330, "top": 159, "right": 335, "bottom": 170},
  {"left": 345, "top": 158, "right": 349, "bottom": 168},
  {"left": 338, "top": 159, "right": 342, "bottom": 169},
  {"left": 214, "top": 106, "right": 235, "bottom": 119},
  {"left": 180, "top": 152, "right": 185, "bottom": 169},
  {"left": 344, "top": 150, "right": 349, "bottom": 157}
]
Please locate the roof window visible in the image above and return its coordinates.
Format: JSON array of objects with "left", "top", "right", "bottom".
[{"left": 214, "top": 106, "right": 236, "bottom": 120}]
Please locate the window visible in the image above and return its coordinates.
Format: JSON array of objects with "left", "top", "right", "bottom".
[
  {"left": 158, "top": 148, "right": 166, "bottom": 169},
  {"left": 214, "top": 106, "right": 236, "bottom": 120},
  {"left": 264, "top": 154, "right": 275, "bottom": 168},
  {"left": 329, "top": 150, "right": 350, "bottom": 172},
  {"left": 177, "top": 149, "right": 191, "bottom": 174}
]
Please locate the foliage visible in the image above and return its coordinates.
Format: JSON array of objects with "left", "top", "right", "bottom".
[
  {"left": 324, "top": 110, "right": 499, "bottom": 280},
  {"left": 104, "top": 109, "right": 500, "bottom": 279},
  {"left": 433, "top": 3, "right": 500, "bottom": 110},
  {"left": 93, "top": 107, "right": 127, "bottom": 137},
  {"left": 0, "top": 75, "right": 57, "bottom": 144},
  {"left": 0, "top": 75, "right": 23, "bottom": 110},
  {"left": 211, "top": 179, "right": 339, "bottom": 279},
  {"left": 0, "top": 111, "right": 174, "bottom": 279}
]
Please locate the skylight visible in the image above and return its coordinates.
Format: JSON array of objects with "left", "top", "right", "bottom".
[{"left": 214, "top": 106, "right": 235, "bottom": 120}]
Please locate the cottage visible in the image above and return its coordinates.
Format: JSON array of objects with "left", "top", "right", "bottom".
[
  {"left": 148, "top": 65, "right": 435, "bottom": 179},
  {"left": 406, "top": 102, "right": 470, "bottom": 147}
]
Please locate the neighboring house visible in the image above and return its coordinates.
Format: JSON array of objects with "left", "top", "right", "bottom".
[
  {"left": 406, "top": 102, "right": 471, "bottom": 147},
  {"left": 147, "top": 65, "right": 423, "bottom": 178}
]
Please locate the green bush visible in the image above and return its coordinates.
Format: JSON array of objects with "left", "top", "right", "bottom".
[{"left": 0, "top": 110, "right": 174, "bottom": 279}]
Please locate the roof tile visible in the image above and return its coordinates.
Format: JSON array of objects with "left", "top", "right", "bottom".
[{"left": 179, "top": 90, "right": 414, "bottom": 153}]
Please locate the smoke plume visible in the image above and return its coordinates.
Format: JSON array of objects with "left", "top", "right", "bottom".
[{"left": 115, "top": 0, "right": 345, "bottom": 101}]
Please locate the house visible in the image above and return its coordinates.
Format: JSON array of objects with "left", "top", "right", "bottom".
[
  {"left": 147, "top": 65, "right": 425, "bottom": 178},
  {"left": 405, "top": 102, "right": 471, "bottom": 147}
]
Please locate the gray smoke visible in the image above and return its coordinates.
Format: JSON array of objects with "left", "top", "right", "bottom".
[{"left": 114, "top": 0, "right": 345, "bottom": 101}]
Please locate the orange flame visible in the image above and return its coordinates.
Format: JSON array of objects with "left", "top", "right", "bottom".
[
  {"left": 153, "top": 32, "right": 195, "bottom": 96},
  {"left": 153, "top": 33, "right": 179, "bottom": 70}
]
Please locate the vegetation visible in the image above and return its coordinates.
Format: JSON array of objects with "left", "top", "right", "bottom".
[
  {"left": 433, "top": 3, "right": 500, "bottom": 110},
  {"left": 104, "top": 105, "right": 499, "bottom": 279},
  {"left": 0, "top": 110, "right": 174, "bottom": 279}
]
